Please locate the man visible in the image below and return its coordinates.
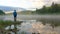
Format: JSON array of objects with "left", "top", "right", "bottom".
[{"left": 13, "top": 10, "right": 17, "bottom": 22}]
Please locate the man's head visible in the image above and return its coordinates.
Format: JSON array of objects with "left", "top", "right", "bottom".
[{"left": 14, "top": 10, "right": 16, "bottom": 12}]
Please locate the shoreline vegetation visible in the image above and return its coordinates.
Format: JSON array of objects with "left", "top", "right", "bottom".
[
  {"left": 0, "top": 19, "right": 60, "bottom": 29},
  {"left": 0, "top": 20, "right": 23, "bottom": 34},
  {"left": 0, "top": 20, "right": 23, "bottom": 27}
]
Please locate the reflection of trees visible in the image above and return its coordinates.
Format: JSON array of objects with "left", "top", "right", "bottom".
[
  {"left": 50, "top": 22, "right": 60, "bottom": 31},
  {"left": 40, "top": 18, "right": 60, "bottom": 29},
  {"left": 39, "top": 19, "right": 60, "bottom": 34}
]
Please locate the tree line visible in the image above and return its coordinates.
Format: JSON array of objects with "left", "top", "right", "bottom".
[{"left": 36, "top": 2, "right": 60, "bottom": 14}]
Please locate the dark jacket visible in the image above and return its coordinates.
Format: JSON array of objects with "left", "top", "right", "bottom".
[{"left": 13, "top": 10, "right": 17, "bottom": 17}]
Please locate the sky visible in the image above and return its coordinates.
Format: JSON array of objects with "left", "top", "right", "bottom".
[{"left": 0, "top": 0, "right": 60, "bottom": 10}]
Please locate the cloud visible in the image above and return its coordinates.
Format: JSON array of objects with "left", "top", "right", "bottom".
[{"left": 0, "top": 0, "right": 60, "bottom": 10}]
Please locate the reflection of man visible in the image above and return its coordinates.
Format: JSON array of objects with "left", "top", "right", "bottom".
[{"left": 13, "top": 10, "right": 17, "bottom": 22}]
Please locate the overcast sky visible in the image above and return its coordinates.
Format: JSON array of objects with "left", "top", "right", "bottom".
[{"left": 0, "top": 0, "right": 60, "bottom": 10}]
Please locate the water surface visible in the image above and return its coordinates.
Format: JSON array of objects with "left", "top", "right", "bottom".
[{"left": 0, "top": 15, "right": 60, "bottom": 34}]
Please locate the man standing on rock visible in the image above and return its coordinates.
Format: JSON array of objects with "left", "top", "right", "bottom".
[{"left": 13, "top": 10, "right": 17, "bottom": 22}]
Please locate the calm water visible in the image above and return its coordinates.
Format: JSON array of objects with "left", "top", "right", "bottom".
[
  {"left": 0, "top": 15, "right": 60, "bottom": 34},
  {"left": 1, "top": 15, "right": 60, "bottom": 21}
]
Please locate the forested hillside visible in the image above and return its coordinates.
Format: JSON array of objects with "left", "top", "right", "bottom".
[{"left": 36, "top": 2, "right": 60, "bottom": 14}]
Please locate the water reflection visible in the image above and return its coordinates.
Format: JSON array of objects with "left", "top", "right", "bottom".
[
  {"left": 17, "top": 20, "right": 60, "bottom": 34},
  {"left": 0, "top": 20, "right": 60, "bottom": 34},
  {"left": 0, "top": 15, "right": 60, "bottom": 34}
]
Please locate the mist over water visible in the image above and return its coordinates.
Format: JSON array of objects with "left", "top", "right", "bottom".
[{"left": 1, "top": 15, "right": 60, "bottom": 21}]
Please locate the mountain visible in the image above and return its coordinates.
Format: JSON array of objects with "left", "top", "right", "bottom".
[{"left": 0, "top": 6, "right": 26, "bottom": 12}]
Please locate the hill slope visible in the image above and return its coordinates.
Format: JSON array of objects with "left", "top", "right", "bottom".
[
  {"left": 0, "top": 10, "right": 5, "bottom": 15},
  {"left": 0, "top": 6, "right": 26, "bottom": 12}
]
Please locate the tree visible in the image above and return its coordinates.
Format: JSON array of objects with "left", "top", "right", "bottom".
[
  {"left": 51, "top": 2, "right": 60, "bottom": 13},
  {"left": 42, "top": 6, "right": 47, "bottom": 13},
  {"left": 0, "top": 10, "right": 5, "bottom": 15},
  {"left": 36, "top": 2, "right": 60, "bottom": 14}
]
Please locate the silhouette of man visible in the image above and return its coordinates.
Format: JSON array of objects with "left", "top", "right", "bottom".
[{"left": 13, "top": 10, "right": 17, "bottom": 22}]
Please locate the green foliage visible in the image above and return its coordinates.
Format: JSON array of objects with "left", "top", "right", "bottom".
[
  {"left": 0, "top": 20, "right": 22, "bottom": 29},
  {"left": 36, "top": 2, "right": 60, "bottom": 14},
  {"left": 0, "top": 20, "right": 13, "bottom": 29},
  {"left": 0, "top": 10, "right": 5, "bottom": 15}
]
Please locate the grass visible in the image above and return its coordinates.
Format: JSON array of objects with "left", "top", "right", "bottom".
[
  {"left": 0, "top": 20, "right": 23, "bottom": 29},
  {"left": 0, "top": 20, "right": 23, "bottom": 34}
]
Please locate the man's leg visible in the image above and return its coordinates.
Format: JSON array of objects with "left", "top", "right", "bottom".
[{"left": 14, "top": 17, "right": 16, "bottom": 22}]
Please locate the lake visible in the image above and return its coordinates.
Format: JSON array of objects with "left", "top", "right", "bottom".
[{"left": 0, "top": 15, "right": 60, "bottom": 34}]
